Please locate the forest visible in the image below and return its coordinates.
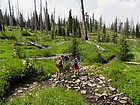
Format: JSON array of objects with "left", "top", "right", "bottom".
[{"left": 0, "top": 0, "right": 140, "bottom": 105}]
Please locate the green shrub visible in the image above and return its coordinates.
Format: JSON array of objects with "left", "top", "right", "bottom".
[
  {"left": 21, "top": 30, "right": 31, "bottom": 36},
  {"left": 0, "top": 32, "right": 16, "bottom": 40}
]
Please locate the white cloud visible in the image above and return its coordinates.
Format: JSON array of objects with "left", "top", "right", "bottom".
[{"left": 94, "top": 0, "right": 138, "bottom": 26}]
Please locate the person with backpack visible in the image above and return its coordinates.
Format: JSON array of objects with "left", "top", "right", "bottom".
[
  {"left": 56, "top": 56, "right": 64, "bottom": 80},
  {"left": 72, "top": 56, "right": 80, "bottom": 76}
]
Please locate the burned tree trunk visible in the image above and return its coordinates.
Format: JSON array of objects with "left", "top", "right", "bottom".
[
  {"left": 8, "top": 0, "right": 13, "bottom": 31},
  {"left": 80, "top": 0, "right": 88, "bottom": 40},
  {"left": 44, "top": 0, "right": 49, "bottom": 35}
]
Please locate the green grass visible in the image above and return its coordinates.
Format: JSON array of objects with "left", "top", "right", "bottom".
[
  {"left": 103, "top": 59, "right": 140, "bottom": 105},
  {"left": 5, "top": 87, "right": 89, "bottom": 105}
]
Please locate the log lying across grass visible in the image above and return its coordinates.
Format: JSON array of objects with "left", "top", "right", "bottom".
[
  {"left": 86, "top": 40, "right": 106, "bottom": 52},
  {"left": 125, "top": 62, "right": 140, "bottom": 65},
  {"left": 13, "top": 42, "right": 48, "bottom": 49},
  {"left": 29, "top": 53, "right": 72, "bottom": 60}
]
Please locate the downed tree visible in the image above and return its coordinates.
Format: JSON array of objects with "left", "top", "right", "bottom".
[
  {"left": 29, "top": 53, "right": 72, "bottom": 60},
  {"left": 13, "top": 42, "right": 48, "bottom": 49},
  {"left": 86, "top": 40, "right": 105, "bottom": 52},
  {"left": 125, "top": 62, "right": 140, "bottom": 65}
]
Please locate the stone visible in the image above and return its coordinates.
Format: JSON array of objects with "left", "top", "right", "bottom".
[
  {"left": 120, "top": 97, "right": 128, "bottom": 100},
  {"left": 119, "top": 100, "right": 128, "bottom": 104},
  {"left": 95, "top": 93, "right": 102, "bottom": 97},
  {"left": 23, "top": 88, "right": 28, "bottom": 90},
  {"left": 66, "top": 85, "right": 71, "bottom": 89},
  {"left": 109, "top": 86, "right": 115, "bottom": 91},
  {"left": 79, "top": 76, "right": 88, "bottom": 81},
  {"left": 82, "top": 81, "right": 88, "bottom": 85},
  {"left": 99, "top": 80, "right": 104, "bottom": 84},
  {"left": 99, "top": 75, "right": 105, "bottom": 80},
  {"left": 114, "top": 96, "right": 118, "bottom": 101},
  {"left": 97, "top": 85, "right": 102, "bottom": 88},
  {"left": 87, "top": 82, "right": 94, "bottom": 87},
  {"left": 75, "top": 79, "right": 81, "bottom": 83},
  {"left": 102, "top": 93, "right": 108, "bottom": 96},
  {"left": 81, "top": 90, "right": 87, "bottom": 94},
  {"left": 17, "top": 90, "right": 23, "bottom": 93}
]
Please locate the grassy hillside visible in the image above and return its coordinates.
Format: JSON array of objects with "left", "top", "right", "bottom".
[{"left": 0, "top": 27, "right": 140, "bottom": 104}]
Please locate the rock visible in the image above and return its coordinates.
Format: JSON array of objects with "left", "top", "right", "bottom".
[
  {"left": 99, "top": 75, "right": 105, "bottom": 80},
  {"left": 95, "top": 93, "right": 102, "bottom": 97},
  {"left": 66, "top": 85, "right": 71, "bottom": 89},
  {"left": 23, "top": 88, "right": 28, "bottom": 90},
  {"left": 87, "top": 82, "right": 94, "bottom": 87},
  {"left": 119, "top": 100, "right": 128, "bottom": 104},
  {"left": 108, "top": 79, "right": 112, "bottom": 82},
  {"left": 79, "top": 76, "right": 88, "bottom": 81},
  {"left": 17, "top": 90, "right": 23, "bottom": 93},
  {"left": 109, "top": 86, "right": 116, "bottom": 91},
  {"left": 120, "top": 97, "right": 128, "bottom": 100},
  {"left": 81, "top": 90, "right": 87, "bottom": 94},
  {"left": 101, "top": 93, "right": 108, "bottom": 96},
  {"left": 75, "top": 79, "right": 81, "bottom": 83},
  {"left": 114, "top": 96, "right": 118, "bottom": 101},
  {"left": 99, "top": 80, "right": 104, "bottom": 84},
  {"left": 82, "top": 81, "right": 88, "bottom": 85},
  {"left": 52, "top": 81, "right": 59, "bottom": 87},
  {"left": 97, "top": 85, "right": 102, "bottom": 88},
  {"left": 88, "top": 96, "right": 95, "bottom": 99}
]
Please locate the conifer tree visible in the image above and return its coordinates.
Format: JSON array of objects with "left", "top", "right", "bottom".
[
  {"left": 58, "top": 17, "right": 62, "bottom": 36},
  {"left": 99, "top": 15, "right": 103, "bottom": 29},
  {"left": 68, "top": 9, "right": 73, "bottom": 33},
  {"left": 94, "top": 20, "right": 98, "bottom": 31},
  {"left": 19, "top": 12, "right": 24, "bottom": 31},
  {"left": 118, "top": 37, "right": 129, "bottom": 61},
  {"left": 118, "top": 21, "right": 123, "bottom": 33},
  {"left": 114, "top": 17, "right": 117, "bottom": 37},
  {"left": 12, "top": 6, "right": 17, "bottom": 26},
  {"left": 136, "top": 23, "right": 140, "bottom": 38},
  {"left": 0, "top": 9, "right": 3, "bottom": 31},
  {"left": 102, "top": 23, "right": 106, "bottom": 42},
  {"left": 124, "top": 18, "right": 130, "bottom": 38},
  {"left": 89, "top": 18, "right": 92, "bottom": 32},
  {"left": 92, "top": 13, "right": 94, "bottom": 31},
  {"left": 4, "top": 9, "right": 9, "bottom": 26},
  {"left": 132, "top": 26, "right": 135, "bottom": 38}
]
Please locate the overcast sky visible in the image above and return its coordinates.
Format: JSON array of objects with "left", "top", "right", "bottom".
[{"left": 0, "top": 0, "right": 140, "bottom": 26}]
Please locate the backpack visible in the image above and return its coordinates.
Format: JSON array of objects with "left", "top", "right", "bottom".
[{"left": 56, "top": 59, "right": 62, "bottom": 67}]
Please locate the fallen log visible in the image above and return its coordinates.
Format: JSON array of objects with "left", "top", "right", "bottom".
[
  {"left": 125, "top": 62, "right": 140, "bottom": 65},
  {"left": 29, "top": 53, "right": 72, "bottom": 60},
  {"left": 86, "top": 40, "right": 105, "bottom": 52}
]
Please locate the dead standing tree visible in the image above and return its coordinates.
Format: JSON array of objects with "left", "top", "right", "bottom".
[
  {"left": 44, "top": 0, "right": 49, "bottom": 35},
  {"left": 80, "top": 0, "right": 88, "bottom": 40},
  {"left": 8, "top": 0, "right": 13, "bottom": 31},
  {"left": 39, "top": 0, "right": 43, "bottom": 31}
]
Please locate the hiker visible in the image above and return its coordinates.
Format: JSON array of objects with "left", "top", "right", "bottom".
[
  {"left": 72, "top": 56, "right": 80, "bottom": 76},
  {"left": 56, "top": 55, "right": 64, "bottom": 79}
]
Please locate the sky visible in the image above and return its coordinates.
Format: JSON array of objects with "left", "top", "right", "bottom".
[{"left": 0, "top": 0, "right": 140, "bottom": 26}]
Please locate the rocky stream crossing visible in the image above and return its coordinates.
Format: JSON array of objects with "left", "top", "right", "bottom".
[{"left": 5, "top": 65, "right": 131, "bottom": 105}]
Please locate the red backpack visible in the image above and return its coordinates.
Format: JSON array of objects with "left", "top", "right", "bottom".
[{"left": 56, "top": 59, "right": 62, "bottom": 67}]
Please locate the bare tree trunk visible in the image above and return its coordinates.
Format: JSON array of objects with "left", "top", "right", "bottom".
[
  {"left": 40, "top": 0, "right": 43, "bottom": 31},
  {"left": 80, "top": 0, "right": 88, "bottom": 40},
  {"left": 34, "top": 0, "right": 37, "bottom": 31},
  {"left": 51, "top": 8, "right": 55, "bottom": 38},
  {"left": 44, "top": 0, "right": 49, "bottom": 35},
  {"left": 8, "top": 0, "right": 13, "bottom": 31}
]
